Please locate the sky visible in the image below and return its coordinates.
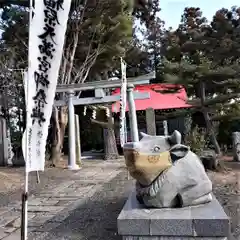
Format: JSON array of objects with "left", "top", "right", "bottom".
[{"left": 159, "top": 0, "right": 240, "bottom": 29}]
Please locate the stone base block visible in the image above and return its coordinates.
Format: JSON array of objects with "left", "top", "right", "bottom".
[
  {"left": 117, "top": 191, "right": 230, "bottom": 239},
  {"left": 67, "top": 164, "right": 81, "bottom": 170},
  {"left": 123, "top": 237, "right": 227, "bottom": 240}
]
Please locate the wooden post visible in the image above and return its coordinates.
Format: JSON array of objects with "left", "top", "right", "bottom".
[
  {"left": 75, "top": 114, "right": 82, "bottom": 167},
  {"left": 163, "top": 120, "right": 168, "bottom": 136},
  {"left": 0, "top": 117, "right": 8, "bottom": 166},
  {"left": 146, "top": 108, "right": 156, "bottom": 136}
]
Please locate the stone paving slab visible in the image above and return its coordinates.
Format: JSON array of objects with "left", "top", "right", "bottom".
[
  {"left": 0, "top": 159, "right": 126, "bottom": 239},
  {"left": 27, "top": 170, "right": 133, "bottom": 240}
]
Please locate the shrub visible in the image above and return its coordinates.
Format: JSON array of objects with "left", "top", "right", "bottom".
[{"left": 184, "top": 126, "right": 209, "bottom": 155}]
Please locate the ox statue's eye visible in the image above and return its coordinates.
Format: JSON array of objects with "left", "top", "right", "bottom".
[{"left": 153, "top": 146, "right": 160, "bottom": 152}]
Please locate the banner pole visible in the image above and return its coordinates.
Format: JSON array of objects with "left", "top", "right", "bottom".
[
  {"left": 36, "top": 171, "right": 40, "bottom": 183},
  {"left": 21, "top": 173, "right": 28, "bottom": 240},
  {"left": 20, "top": 77, "right": 30, "bottom": 240},
  {"left": 21, "top": 1, "right": 33, "bottom": 239}
]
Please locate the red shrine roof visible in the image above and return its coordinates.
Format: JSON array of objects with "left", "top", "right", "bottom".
[{"left": 111, "top": 84, "right": 191, "bottom": 113}]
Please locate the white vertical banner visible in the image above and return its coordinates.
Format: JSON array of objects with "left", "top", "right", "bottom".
[
  {"left": 22, "top": 0, "right": 72, "bottom": 173},
  {"left": 119, "top": 58, "right": 127, "bottom": 147}
]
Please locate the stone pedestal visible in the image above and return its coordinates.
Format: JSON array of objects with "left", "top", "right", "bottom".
[{"left": 118, "top": 191, "right": 230, "bottom": 240}]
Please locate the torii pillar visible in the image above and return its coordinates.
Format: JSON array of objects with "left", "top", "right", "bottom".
[{"left": 68, "top": 90, "right": 79, "bottom": 170}]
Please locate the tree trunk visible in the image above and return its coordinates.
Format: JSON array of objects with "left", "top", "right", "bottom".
[
  {"left": 199, "top": 81, "right": 221, "bottom": 165},
  {"left": 50, "top": 106, "right": 68, "bottom": 166},
  {"left": 103, "top": 122, "right": 119, "bottom": 160},
  {"left": 183, "top": 115, "right": 192, "bottom": 143},
  {"left": 103, "top": 106, "right": 119, "bottom": 160},
  {"left": 90, "top": 110, "right": 120, "bottom": 160}
]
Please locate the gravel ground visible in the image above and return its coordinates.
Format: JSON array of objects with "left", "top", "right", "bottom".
[
  {"left": 208, "top": 162, "right": 240, "bottom": 239},
  {"left": 0, "top": 159, "right": 239, "bottom": 240}
]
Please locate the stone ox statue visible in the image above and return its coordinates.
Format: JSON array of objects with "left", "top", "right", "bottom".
[{"left": 123, "top": 130, "right": 212, "bottom": 208}]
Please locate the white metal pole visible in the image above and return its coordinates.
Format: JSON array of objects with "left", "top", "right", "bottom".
[
  {"left": 127, "top": 84, "right": 139, "bottom": 142},
  {"left": 120, "top": 57, "right": 127, "bottom": 148}
]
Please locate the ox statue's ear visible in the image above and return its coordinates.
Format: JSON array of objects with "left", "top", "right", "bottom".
[
  {"left": 170, "top": 144, "right": 189, "bottom": 162},
  {"left": 168, "top": 130, "right": 182, "bottom": 145}
]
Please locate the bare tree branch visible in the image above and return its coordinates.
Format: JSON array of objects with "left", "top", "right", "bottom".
[
  {"left": 14, "top": 35, "right": 28, "bottom": 50},
  {"left": 65, "top": 31, "right": 79, "bottom": 84},
  {"left": 188, "top": 93, "right": 240, "bottom": 107},
  {"left": 59, "top": 45, "right": 70, "bottom": 84},
  {"left": 212, "top": 79, "right": 240, "bottom": 85},
  {"left": 58, "top": 0, "right": 88, "bottom": 85}
]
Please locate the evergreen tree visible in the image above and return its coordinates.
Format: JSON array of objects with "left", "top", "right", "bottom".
[
  {"left": 145, "top": 8, "right": 164, "bottom": 77},
  {"left": 161, "top": 7, "right": 240, "bottom": 156}
]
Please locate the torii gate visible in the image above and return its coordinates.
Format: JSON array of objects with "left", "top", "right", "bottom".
[{"left": 54, "top": 72, "right": 155, "bottom": 170}]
